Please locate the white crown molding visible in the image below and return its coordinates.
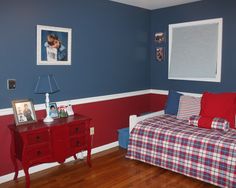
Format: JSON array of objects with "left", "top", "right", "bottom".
[{"left": 0, "top": 141, "right": 118, "bottom": 184}]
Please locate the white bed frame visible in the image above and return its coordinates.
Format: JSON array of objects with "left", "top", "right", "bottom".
[{"left": 129, "top": 110, "right": 164, "bottom": 133}]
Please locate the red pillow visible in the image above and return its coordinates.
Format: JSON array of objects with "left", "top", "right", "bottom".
[
  {"left": 198, "top": 116, "right": 213, "bottom": 129},
  {"left": 200, "top": 92, "right": 236, "bottom": 128}
]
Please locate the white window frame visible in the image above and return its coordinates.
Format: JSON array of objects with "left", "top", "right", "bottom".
[{"left": 168, "top": 18, "right": 223, "bottom": 82}]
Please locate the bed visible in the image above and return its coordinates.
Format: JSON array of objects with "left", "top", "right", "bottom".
[{"left": 126, "top": 110, "right": 236, "bottom": 188}]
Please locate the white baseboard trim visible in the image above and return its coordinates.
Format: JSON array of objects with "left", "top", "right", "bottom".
[{"left": 0, "top": 141, "right": 119, "bottom": 184}]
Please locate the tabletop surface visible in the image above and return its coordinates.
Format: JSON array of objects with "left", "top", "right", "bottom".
[{"left": 8, "top": 114, "right": 91, "bottom": 133}]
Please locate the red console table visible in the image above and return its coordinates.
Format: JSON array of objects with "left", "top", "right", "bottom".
[{"left": 8, "top": 114, "right": 92, "bottom": 188}]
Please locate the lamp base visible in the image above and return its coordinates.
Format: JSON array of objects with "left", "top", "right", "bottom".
[{"left": 43, "top": 116, "right": 54, "bottom": 123}]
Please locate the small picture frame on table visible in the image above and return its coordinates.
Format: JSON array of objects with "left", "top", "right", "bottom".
[
  {"left": 49, "top": 102, "right": 59, "bottom": 119},
  {"left": 58, "top": 105, "right": 68, "bottom": 118},
  {"left": 12, "top": 99, "right": 37, "bottom": 126},
  {"left": 66, "top": 104, "right": 74, "bottom": 116}
]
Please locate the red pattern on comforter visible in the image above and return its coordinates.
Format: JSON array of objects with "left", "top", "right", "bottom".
[{"left": 126, "top": 114, "right": 236, "bottom": 188}]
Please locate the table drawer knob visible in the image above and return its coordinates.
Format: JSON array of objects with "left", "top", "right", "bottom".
[
  {"left": 76, "top": 141, "right": 80, "bottom": 146},
  {"left": 75, "top": 127, "right": 79, "bottom": 133},
  {"left": 36, "top": 136, "right": 40, "bottom": 140}
]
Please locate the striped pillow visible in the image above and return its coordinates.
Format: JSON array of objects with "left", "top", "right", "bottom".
[{"left": 177, "top": 95, "right": 201, "bottom": 120}]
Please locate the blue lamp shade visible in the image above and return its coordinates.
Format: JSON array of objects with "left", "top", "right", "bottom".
[{"left": 34, "top": 75, "right": 60, "bottom": 94}]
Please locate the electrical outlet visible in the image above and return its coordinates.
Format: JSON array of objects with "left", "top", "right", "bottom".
[
  {"left": 7, "top": 79, "right": 16, "bottom": 90},
  {"left": 90, "top": 127, "right": 95, "bottom": 135}
]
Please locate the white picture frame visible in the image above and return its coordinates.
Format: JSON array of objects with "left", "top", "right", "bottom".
[{"left": 37, "top": 25, "right": 72, "bottom": 65}]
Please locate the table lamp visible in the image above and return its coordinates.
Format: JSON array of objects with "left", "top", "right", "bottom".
[{"left": 34, "top": 74, "right": 60, "bottom": 123}]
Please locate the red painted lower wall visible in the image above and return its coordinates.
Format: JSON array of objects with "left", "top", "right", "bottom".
[
  {"left": 149, "top": 94, "right": 167, "bottom": 112},
  {"left": 0, "top": 93, "right": 167, "bottom": 176}
]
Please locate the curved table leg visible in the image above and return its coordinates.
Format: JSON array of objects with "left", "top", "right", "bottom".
[
  {"left": 10, "top": 149, "right": 18, "bottom": 180},
  {"left": 87, "top": 148, "right": 91, "bottom": 167},
  {"left": 73, "top": 154, "right": 77, "bottom": 160},
  {"left": 12, "top": 159, "right": 18, "bottom": 181},
  {"left": 23, "top": 166, "right": 30, "bottom": 188},
  {"left": 9, "top": 130, "right": 18, "bottom": 180}
]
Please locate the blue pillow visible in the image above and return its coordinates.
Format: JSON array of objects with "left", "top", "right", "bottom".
[{"left": 165, "top": 90, "right": 182, "bottom": 115}]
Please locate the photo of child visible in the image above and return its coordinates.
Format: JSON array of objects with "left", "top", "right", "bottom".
[
  {"left": 17, "top": 107, "right": 27, "bottom": 122},
  {"left": 37, "top": 25, "right": 72, "bottom": 65},
  {"left": 12, "top": 99, "right": 37, "bottom": 125},
  {"left": 15, "top": 102, "right": 35, "bottom": 122},
  {"left": 42, "top": 32, "right": 68, "bottom": 61},
  {"left": 23, "top": 104, "right": 34, "bottom": 121},
  {"left": 49, "top": 102, "right": 59, "bottom": 118}
]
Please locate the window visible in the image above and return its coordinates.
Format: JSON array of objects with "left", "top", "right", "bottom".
[{"left": 168, "top": 18, "right": 223, "bottom": 82}]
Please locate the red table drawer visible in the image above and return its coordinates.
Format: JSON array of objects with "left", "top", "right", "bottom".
[
  {"left": 70, "top": 136, "right": 86, "bottom": 149},
  {"left": 9, "top": 114, "right": 92, "bottom": 188},
  {"left": 27, "top": 130, "right": 50, "bottom": 145},
  {"left": 69, "top": 123, "right": 86, "bottom": 136},
  {"left": 25, "top": 144, "right": 51, "bottom": 162}
]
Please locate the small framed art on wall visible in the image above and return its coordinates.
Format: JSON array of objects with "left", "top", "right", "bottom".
[{"left": 156, "top": 47, "right": 164, "bottom": 62}]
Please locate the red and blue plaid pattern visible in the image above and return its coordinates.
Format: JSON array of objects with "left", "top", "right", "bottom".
[
  {"left": 212, "top": 117, "right": 230, "bottom": 132},
  {"left": 188, "top": 115, "right": 200, "bottom": 127},
  {"left": 126, "top": 114, "right": 236, "bottom": 187},
  {"left": 189, "top": 115, "right": 230, "bottom": 132}
]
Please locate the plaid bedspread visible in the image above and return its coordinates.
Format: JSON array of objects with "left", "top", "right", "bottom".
[{"left": 126, "top": 114, "right": 236, "bottom": 188}]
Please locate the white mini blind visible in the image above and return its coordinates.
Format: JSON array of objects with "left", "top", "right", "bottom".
[{"left": 168, "top": 18, "right": 222, "bottom": 82}]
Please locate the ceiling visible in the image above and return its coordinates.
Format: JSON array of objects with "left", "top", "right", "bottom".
[{"left": 110, "top": 0, "right": 201, "bottom": 10}]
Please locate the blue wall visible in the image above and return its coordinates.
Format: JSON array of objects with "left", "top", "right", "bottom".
[
  {"left": 150, "top": 0, "right": 236, "bottom": 93},
  {"left": 1, "top": 0, "right": 236, "bottom": 109},
  {"left": 0, "top": 0, "right": 150, "bottom": 108}
]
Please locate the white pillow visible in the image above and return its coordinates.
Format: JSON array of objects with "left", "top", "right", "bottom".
[{"left": 177, "top": 95, "right": 201, "bottom": 120}]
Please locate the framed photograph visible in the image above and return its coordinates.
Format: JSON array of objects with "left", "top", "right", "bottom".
[
  {"left": 12, "top": 99, "right": 37, "bottom": 125},
  {"left": 37, "top": 25, "right": 72, "bottom": 65},
  {"left": 155, "top": 32, "right": 165, "bottom": 43},
  {"left": 156, "top": 47, "right": 164, "bottom": 62},
  {"left": 49, "top": 102, "right": 59, "bottom": 119},
  {"left": 66, "top": 105, "right": 74, "bottom": 116},
  {"left": 58, "top": 105, "right": 68, "bottom": 118}
]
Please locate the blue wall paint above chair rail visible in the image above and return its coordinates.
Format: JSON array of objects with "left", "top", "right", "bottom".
[
  {"left": 0, "top": 0, "right": 150, "bottom": 108},
  {"left": 150, "top": 0, "right": 236, "bottom": 93},
  {"left": 1, "top": 0, "right": 236, "bottom": 109}
]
